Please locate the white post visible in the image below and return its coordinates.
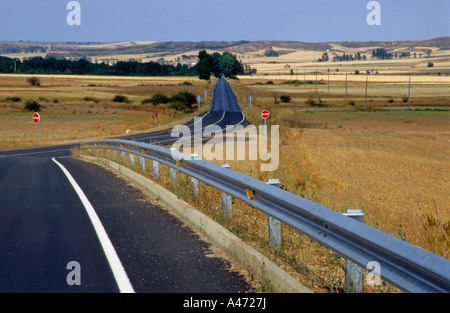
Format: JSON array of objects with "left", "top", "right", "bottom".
[
  {"left": 190, "top": 154, "right": 199, "bottom": 198},
  {"left": 221, "top": 164, "right": 232, "bottom": 219},
  {"left": 139, "top": 156, "right": 145, "bottom": 173},
  {"left": 153, "top": 160, "right": 159, "bottom": 180},
  {"left": 129, "top": 153, "right": 134, "bottom": 167},
  {"left": 343, "top": 209, "right": 364, "bottom": 293},
  {"left": 169, "top": 148, "right": 177, "bottom": 185},
  {"left": 267, "top": 179, "right": 282, "bottom": 249}
]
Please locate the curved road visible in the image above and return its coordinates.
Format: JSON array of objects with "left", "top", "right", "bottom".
[{"left": 0, "top": 78, "right": 253, "bottom": 293}]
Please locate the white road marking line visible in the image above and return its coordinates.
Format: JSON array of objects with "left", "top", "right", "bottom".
[
  {"left": 0, "top": 148, "right": 69, "bottom": 158},
  {"left": 52, "top": 157, "right": 135, "bottom": 293}
]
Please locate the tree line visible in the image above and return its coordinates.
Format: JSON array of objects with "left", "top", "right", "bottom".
[{"left": 0, "top": 56, "right": 198, "bottom": 76}]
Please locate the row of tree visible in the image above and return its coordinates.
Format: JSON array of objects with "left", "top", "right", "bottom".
[
  {"left": 197, "top": 50, "right": 244, "bottom": 80},
  {"left": 0, "top": 56, "right": 198, "bottom": 76},
  {"left": 317, "top": 48, "right": 429, "bottom": 63}
]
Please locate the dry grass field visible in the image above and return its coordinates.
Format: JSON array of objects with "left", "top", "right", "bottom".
[
  {"left": 0, "top": 74, "right": 212, "bottom": 148},
  {"left": 1, "top": 60, "right": 448, "bottom": 292}
]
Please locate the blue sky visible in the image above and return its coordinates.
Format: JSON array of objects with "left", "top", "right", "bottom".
[{"left": 0, "top": 0, "right": 448, "bottom": 42}]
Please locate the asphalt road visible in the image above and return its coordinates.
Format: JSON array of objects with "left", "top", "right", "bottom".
[{"left": 0, "top": 78, "right": 253, "bottom": 293}]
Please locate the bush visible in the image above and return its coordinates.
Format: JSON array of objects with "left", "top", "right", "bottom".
[
  {"left": 83, "top": 96, "right": 100, "bottom": 103},
  {"left": 168, "top": 100, "right": 190, "bottom": 112},
  {"left": 280, "top": 95, "right": 291, "bottom": 103},
  {"left": 113, "top": 94, "right": 130, "bottom": 103},
  {"left": 305, "top": 95, "right": 325, "bottom": 107},
  {"left": 3, "top": 96, "right": 22, "bottom": 102},
  {"left": 24, "top": 99, "right": 41, "bottom": 112},
  {"left": 27, "top": 77, "right": 41, "bottom": 86},
  {"left": 170, "top": 91, "right": 196, "bottom": 108},
  {"left": 148, "top": 93, "right": 170, "bottom": 105}
]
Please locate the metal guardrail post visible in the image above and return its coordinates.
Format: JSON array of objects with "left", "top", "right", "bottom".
[
  {"left": 190, "top": 154, "right": 199, "bottom": 198},
  {"left": 130, "top": 153, "right": 135, "bottom": 167},
  {"left": 267, "top": 179, "right": 282, "bottom": 249},
  {"left": 343, "top": 209, "right": 364, "bottom": 293},
  {"left": 221, "top": 164, "right": 232, "bottom": 219},
  {"left": 139, "top": 156, "right": 145, "bottom": 172},
  {"left": 169, "top": 148, "right": 177, "bottom": 185},
  {"left": 153, "top": 160, "right": 159, "bottom": 180}
]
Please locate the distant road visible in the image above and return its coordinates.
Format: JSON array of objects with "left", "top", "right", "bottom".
[{"left": 0, "top": 78, "right": 253, "bottom": 292}]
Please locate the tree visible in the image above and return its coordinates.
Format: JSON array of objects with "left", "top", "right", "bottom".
[
  {"left": 218, "top": 52, "right": 243, "bottom": 78},
  {"left": 197, "top": 50, "right": 212, "bottom": 80}
]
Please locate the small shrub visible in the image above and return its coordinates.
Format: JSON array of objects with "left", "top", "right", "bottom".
[
  {"left": 83, "top": 96, "right": 100, "bottom": 103},
  {"left": 3, "top": 96, "right": 22, "bottom": 102},
  {"left": 280, "top": 95, "right": 291, "bottom": 103},
  {"left": 38, "top": 96, "right": 49, "bottom": 102},
  {"left": 113, "top": 94, "right": 130, "bottom": 103},
  {"left": 305, "top": 95, "right": 325, "bottom": 107},
  {"left": 170, "top": 91, "right": 196, "bottom": 108},
  {"left": 148, "top": 93, "right": 169, "bottom": 105},
  {"left": 24, "top": 99, "right": 41, "bottom": 112},
  {"left": 388, "top": 98, "right": 394, "bottom": 103},
  {"left": 168, "top": 100, "right": 190, "bottom": 112},
  {"left": 27, "top": 77, "right": 41, "bottom": 86}
]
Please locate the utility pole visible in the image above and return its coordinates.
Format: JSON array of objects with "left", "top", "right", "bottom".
[
  {"left": 365, "top": 76, "right": 368, "bottom": 110},
  {"left": 345, "top": 72, "right": 348, "bottom": 102},
  {"left": 328, "top": 69, "right": 330, "bottom": 94},
  {"left": 407, "top": 76, "right": 411, "bottom": 120}
]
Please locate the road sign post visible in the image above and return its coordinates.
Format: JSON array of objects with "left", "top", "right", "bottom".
[
  {"left": 196, "top": 95, "right": 202, "bottom": 110},
  {"left": 33, "top": 112, "right": 40, "bottom": 144},
  {"left": 261, "top": 110, "right": 270, "bottom": 135},
  {"left": 248, "top": 96, "right": 253, "bottom": 108}
]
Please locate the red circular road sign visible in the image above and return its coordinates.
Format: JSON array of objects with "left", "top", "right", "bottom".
[
  {"left": 261, "top": 110, "right": 270, "bottom": 119},
  {"left": 33, "top": 112, "right": 40, "bottom": 124}
]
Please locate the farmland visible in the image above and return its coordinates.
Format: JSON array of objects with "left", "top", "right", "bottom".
[{"left": 1, "top": 38, "right": 449, "bottom": 292}]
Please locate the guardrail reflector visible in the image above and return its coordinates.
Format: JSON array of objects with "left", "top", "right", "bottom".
[
  {"left": 141, "top": 148, "right": 146, "bottom": 153},
  {"left": 246, "top": 188, "right": 255, "bottom": 199},
  {"left": 176, "top": 160, "right": 181, "bottom": 166}
]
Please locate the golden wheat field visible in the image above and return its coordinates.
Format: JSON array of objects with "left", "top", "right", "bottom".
[{"left": 1, "top": 72, "right": 449, "bottom": 292}]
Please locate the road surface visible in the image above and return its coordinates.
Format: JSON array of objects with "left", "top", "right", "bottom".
[{"left": 0, "top": 78, "right": 253, "bottom": 292}]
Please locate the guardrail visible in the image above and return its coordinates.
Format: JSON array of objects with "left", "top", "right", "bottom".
[{"left": 81, "top": 138, "right": 450, "bottom": 293}]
